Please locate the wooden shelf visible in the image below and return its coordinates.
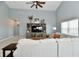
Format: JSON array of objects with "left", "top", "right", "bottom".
[{"left": 26, "top": 23, "right": 46, "bottom": 39}]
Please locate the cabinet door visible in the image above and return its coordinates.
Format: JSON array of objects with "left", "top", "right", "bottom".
[
  {"left": 59, "top": 40, "right": 73, "bottom": 57},
  {"left": 72, "top": 39, "right": 79, "bottom": 57},
  {"left": 40, "top": 40, "right": 57, "bottom": 57}
]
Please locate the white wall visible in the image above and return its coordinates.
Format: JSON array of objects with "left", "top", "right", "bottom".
[
  {"left": 0, "top": 2, "right": 11, "bottom": 39},
  {"left": 0, "top": 1, "right": 57, "bottom": 39},
  {"left": 9, "top": 9, "right": 56, "bottom": 36},
  {"left": 56, "top": 1, "right": 79, "bottom": 36}
]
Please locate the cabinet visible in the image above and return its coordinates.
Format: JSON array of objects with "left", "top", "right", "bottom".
[
  {"left": 72, "top": 39, "right": 79, "bottom": 57},
  {"left": 26, "top": 23, "right": 46, "bottom": 39},
  {"left": 58, "top": 38, "right": 79, "bottom": 57},
  {"left": 58, "top": 39, "right": 73, "bottom": 57},
  {"left": 40, "top": 40, "right": 57, "bottom": 57}
]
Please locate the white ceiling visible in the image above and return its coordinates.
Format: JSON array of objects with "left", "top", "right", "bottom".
[{"left": 5, "top": 1, "right": 62, "bottom": 11}]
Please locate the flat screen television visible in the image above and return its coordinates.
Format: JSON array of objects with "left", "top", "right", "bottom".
[{"left": 31, "top": 26, "right": 43, "bottom": 33}]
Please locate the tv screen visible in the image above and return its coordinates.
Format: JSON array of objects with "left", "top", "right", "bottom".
[{"left": 31, "top": 26, "right": 43, "bottom": 32}]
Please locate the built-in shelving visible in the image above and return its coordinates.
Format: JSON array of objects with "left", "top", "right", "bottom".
[{"left": 26, "top": 23, "right": 46, "bottom": 39}]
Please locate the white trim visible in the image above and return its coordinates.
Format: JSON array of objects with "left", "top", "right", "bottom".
[{"left": 0, "top": 36, "right": 14, "bottom": 43}]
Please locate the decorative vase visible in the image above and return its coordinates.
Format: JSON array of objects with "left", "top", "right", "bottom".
[{"left": 28, "top": 16, "right": 33, "bottom": 23}]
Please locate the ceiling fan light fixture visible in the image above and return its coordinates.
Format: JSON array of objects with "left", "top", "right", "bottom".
[{"left": 34, "top": 2, "right": 37, "bottom": 5}]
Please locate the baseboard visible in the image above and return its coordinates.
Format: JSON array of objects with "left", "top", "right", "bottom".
[{"left": 0, "top": 36, "right": 14, "bottom": 43}]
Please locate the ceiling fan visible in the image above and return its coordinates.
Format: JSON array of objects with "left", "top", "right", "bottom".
[{"left": 26, "top": 1, "right": 46, "bottom": 9}]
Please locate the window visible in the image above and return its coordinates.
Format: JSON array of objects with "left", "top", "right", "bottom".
[
  {"left": 61, "top": 22, "right": 68, "bottom": 34},
  {"left": 61, "top": 18, "right": 78, "bottom": 36}
]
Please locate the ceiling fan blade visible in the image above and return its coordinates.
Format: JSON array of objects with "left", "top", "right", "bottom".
[
  {"left": 31, "top": 4, "right": 35, "bottom": 8},
  {"left": 37, "top": 1, "right": 45, "bottom": 4},
  {"left": 36, "top": 5, "right": 38, "bottom": 9},
  {"left": 26, "top": 1, "right": 45, "bottom": 9},
  {"left": 37, "top": 3, "right": 43, "bottom": 8}
]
